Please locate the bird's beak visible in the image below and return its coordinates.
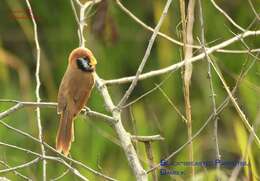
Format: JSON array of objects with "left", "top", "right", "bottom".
[{"left": 90, "top": 56, "right": 97, "bottom": 66}]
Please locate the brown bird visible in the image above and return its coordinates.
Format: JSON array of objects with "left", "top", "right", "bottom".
[{"left": 56, "top": 47, "right": 97, "bottom": 156}]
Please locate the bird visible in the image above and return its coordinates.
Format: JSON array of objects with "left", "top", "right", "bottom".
[{"left": 56, "top": 47, "right": 97, "bottom": 156}]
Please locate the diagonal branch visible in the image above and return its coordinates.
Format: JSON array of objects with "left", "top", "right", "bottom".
[
  {"left": 117, "top": 0, "right": 173, "bottom": 108},
  {"left": 210, "top": 59, "right": 260, "bottom": 148},
  {"left": 0, "top": 158, "right": 40, "bottom": 174},
  {"left": 104, "top": 30, "right": 260, "bottom": 85},
  {"left": 94, "top": 74, "right": 147, "bottom": 181},
  {"left": 210, "top": 0, "right": 246, "bottom": 32}
]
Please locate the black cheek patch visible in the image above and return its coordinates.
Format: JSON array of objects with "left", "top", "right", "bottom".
[{"left": 76, "top": 59, "right": 94, "bottom": 72}]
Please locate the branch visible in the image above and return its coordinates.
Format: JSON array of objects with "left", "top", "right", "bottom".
[
  {"left": 0, "top": 160, "right": 31, "bottom": 180},
  {"left": 0, "top": 119, "right": 117, "bottom": 181},
  {"left": 146, "top": 94, "right": 230, "bottom": 173},
  {"left": 25, "top": 0, "right": 46, "bottom": 180},
  {"left": 0, "top": 142, "right": 89, "bottom": 181},
  {"left": 94, "top": 74, "right": 147, "bottom": 181},
  {"left": 210, "top": 59, "right": 260, "bottom": 148},
  {"left": 114, "top": 0, "right": 260, "bottom": 54},
  {"left": 0, "top": 158, "right": 40, "bottom": 174},
  {"left": 146, "top": 56, "right": 256, "bottom": 173},
  {"left": 247, "top": 0, "right": 260, "bottom": 21},
  {"left": 210, "top": 0, "right": 246, "bottom": 32},
  {"left": 131, "top": 135, "right": 164, "bottom": 142},
  {"left": 144, "top": 142, "right": 157, "bottom": 181},
  {"left": 71, "top": 0, "right": 102, "bottom": 47},
  {"left": 0, "top": 100, "right": 115, "bottom": 124},
  {"left": 103, "top": 30, "right": 260, "bottom": 85},
  {"left": 117, "top": 0, "right": 173, "bottom": 108},
  {"left": 198, "top": 0, "right": 220, "bottom": 177}
]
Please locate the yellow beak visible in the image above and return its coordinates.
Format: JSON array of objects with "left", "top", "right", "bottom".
[{"left": 90, "top": 56, "right": 97, "bottom": 66}]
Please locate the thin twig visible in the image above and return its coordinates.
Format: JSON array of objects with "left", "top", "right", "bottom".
[
  {"left": 50, "top": 168, "right": 70, "bottom": 181},
  {"left": 0, "top": 142, "right": 89, "bottom": 181},
  {"left": 210, "top": 0, "right": 246, "bottom": 32},
  {"left": 114, "top": 0, "right": 260, "bottom": 54},
  {"left": 0, "top": 160, "right": 32, "bottom": 180},
  {"left": 247, "top": 0, "right": 260, "bottom": 21},
  {"left": 146, "top": 58, "right": 255, "bottom": 174},
  {"left": 198, "top": 0, "right": 220, "bottom": 179},
  {"left": 157, "top": 86, "right": 188, "bottom": 123},
  {"left": 210, "top": 58, "right": 260, "bottom": 147},
  {"left": 0, "top": 158, "right": 40, "bottom": 174},
  {"left": 122, "top": 72, "right": 174, "bottom": 108},
  {"left": 24, "top": 1, "right": 46, "bottom": 180},
  {"left": 146, "top": 93, "right": 230, "bottom": 173},
  {"left": 117, "top": 0, "right": 173, "bottom": 108}
]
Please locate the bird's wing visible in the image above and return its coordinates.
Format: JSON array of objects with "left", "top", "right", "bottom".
[
  {"left": 71, "top": 74, "right": 95, "bottom": 113},
  {"left": 57, "top": 75, "right": 68, "bottom": 114}
]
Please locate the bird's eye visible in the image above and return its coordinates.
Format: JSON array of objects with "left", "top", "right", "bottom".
[{"left": 83, "top": 56, "right": 90, "bottom": 62}]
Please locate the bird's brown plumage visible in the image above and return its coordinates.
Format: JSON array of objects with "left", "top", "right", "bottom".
[{"left": 56, "top": 47, "right": 97, "bottom": 156}]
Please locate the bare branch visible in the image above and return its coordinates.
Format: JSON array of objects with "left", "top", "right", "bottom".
[
  {"left": 247, "top": 0, "right": 260, "bottom": 21},
  {"left": 0, "top": 100, "right": 115, "bottom": 123},
  {"left": 0, "top": 160, "right": 32, "bottom": 180},
  {"left": 0, "top": 119, "right": 117, "bottom": 181},
  {"left": 115, "top": 0, "right": 260, "bottom": 54},
  {"left": 131, "top": 135, "right": 164, "bottom": 142},
  {"left": 146, "top": 57, "right": 256, "bottom": 173},
  {"left": 50, "top": 168, "right": 70, "bottom": 181},
  {"left": 198, "top": 0, "right": 220, "bottom": 178},
  {"left": 117, "top": 0, "right": 173, "bottom": 108},
  {"left": 210, "top": 0, "right": 246, "bottom": 32},
  {"left": 157, "top": 86, "right": 188, "bottom": 123},
  {"left": 71, "top": 0, "right": 102, "bottom": 47},
  {"left": 24, "top": 0, "right": 46, "bottom": 180},
  {"left": 146, "top": 94, "right": 230, "bottom": 173},
  {"left": 0, "top": 142, "right": 89, "bottom": 181},
  {"left": 94, "top": 73, "right": 147, "bottom": 181},
  {"left": 210, "top": 58, "right": 260, "bottom": 148},
  {"left": 104, "top": 30, "right": 260, "bottom": 85},
  {"left": 0, "top": 158, "right": 40, "bottom": 174},
  {"left": 144, "top": 142, "right": 157, "bottom": 181}
]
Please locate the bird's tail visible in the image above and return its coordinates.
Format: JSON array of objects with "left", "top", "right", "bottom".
[{"left": 56, "top": 110, "right": 74, "bottom": 156}]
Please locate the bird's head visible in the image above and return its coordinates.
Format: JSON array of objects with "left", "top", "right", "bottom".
[{"left": 69, "top": 47, "right": 97, "bottom": 72}]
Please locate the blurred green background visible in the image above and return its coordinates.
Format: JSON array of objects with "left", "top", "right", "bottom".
[{"left": 0, "top": 0, "right": 259, "bottom": 180}]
